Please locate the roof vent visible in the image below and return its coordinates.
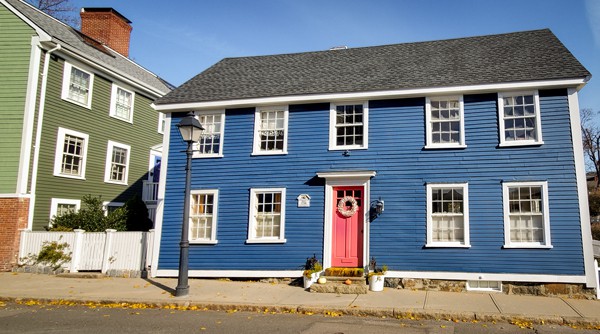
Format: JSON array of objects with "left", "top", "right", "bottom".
[{"left": 329, "top": 46, "right": 348, "bottom": 51}]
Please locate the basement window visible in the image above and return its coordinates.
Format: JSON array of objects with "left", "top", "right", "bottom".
[{"left": 467, "top": 280, "right": 502, "bottom": 292}]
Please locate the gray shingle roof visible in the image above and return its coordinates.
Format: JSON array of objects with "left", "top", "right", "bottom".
[
  {"left": 5, "top": 0, "right": 172, "bottom": 95},
  {"left": 156, "top": 29, "right": 589, "bottom": 105}
]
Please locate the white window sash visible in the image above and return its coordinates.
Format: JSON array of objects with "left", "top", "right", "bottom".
[
  {"left": 502, "top": 181, "right": 552, "bottom": 248},
  {"left": 498, "top": 91, "right": 543, "bottom": 147},
  {"left": 53, "top": 127, "right": 89, "bottom": 180},
  {"left": 329, "top": 102, "right": 369, "bottom": 150},
  {"left": 109, "top": 84, "right": 135, "bottom": 123},
  {"left": 425, "top": 95, "right": 466, "bottom": 149},
  {"left": 426, "top": 183, "right": 470, "bottom": 248},
  {"left": 247, "top": 188, "right": 286, "bottom": 243},
  {"left": 61, "top": 62, "right": 94, "bottom": 109},
  {"left": 189, "top": 189, "right": 219, "bottom": 244},
  {"left": 252, "top": 106, "right": 288, "bottom": 155},
  {"left": 49, "top": 198, "right": 81, "bottom": 220},
  {"left": 104, "top": 140, "right": 131, "bottom": 185},
  {"left": 192, "top": 110, "right": 226, "bottom": 158}
]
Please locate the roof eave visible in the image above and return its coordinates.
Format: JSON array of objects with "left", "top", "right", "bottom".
[{"left": 153, "top": 77, "right": 589, "bottom": 112}]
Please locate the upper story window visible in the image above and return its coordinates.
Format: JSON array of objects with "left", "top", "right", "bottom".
[
  {"left": 498, "top": 91, "right": 543, "bottom": 146},
  {"left": 502, "top": 181, "right": 551, "bottom": 248},
  {"left": 253, "top": 106, "right": 288, "bottom": 155},
  {"left": 189, "top": 189, "right": 219, "bottom": 244},
  {"left": 247, "top": 188, "right": 286, "bottom": 243},
  {"left": 53, "top": 127, "right": 89, "bottom": 180},
  {"left": 329, "top": 102, "right": 368, "bottom": 150},
  {"left": 61, "top": 62, "right": 94, "bottom": 108},
  {"left": 104, "top": 141, "right": 131, "bottom": 185},
  {"left": 425, "top": 96, "right": 466, "bottom": 149},
  {"left": 110, "top": 84, "right": 135, "bottom": 123},
  {"left": 426, "top": 183, "right": 470, "bottom": 247},
  {"left": 194, "top": 111, "right": 225, "bottom": 158}
]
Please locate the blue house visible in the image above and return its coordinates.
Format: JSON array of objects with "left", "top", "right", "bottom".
[{"left": 152, "top": 29, "right": 597, "bottom": 292}]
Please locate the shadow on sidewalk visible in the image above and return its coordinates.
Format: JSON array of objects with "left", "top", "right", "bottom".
[{"left": 143, "top": 278, "right": 175, "bottom": 295}]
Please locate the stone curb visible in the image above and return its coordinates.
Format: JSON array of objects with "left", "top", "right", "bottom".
[{"left": 1, "top": 296, "right": 598, "bottom": 327}]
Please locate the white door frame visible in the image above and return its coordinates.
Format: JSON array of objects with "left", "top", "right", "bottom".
[{"left": 316, "top": 171, "right": 376, "bottom": 269}]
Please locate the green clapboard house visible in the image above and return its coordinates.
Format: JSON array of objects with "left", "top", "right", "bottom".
[{"left": 0, "top": 0, "right": 171, "bottom": 270}]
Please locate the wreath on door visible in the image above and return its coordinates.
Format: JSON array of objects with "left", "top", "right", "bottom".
[{"left": 337, "top": 196, "right": 359, "bottom": 217}]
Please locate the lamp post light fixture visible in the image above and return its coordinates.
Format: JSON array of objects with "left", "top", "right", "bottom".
[{"left": 175, "top": 111, "right": 203, "bottom": 297}]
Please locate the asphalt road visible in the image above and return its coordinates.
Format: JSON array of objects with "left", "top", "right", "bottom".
[{"left": 0, "top": 300, "right": 598, "bottom": 334}]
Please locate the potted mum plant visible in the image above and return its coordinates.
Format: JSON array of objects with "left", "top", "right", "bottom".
[
  {"left": 303, "top": 254, "right": 323, "bottom": 289},
  {"left": 368, "top": 257, "right": 387, "bottom": 292}
]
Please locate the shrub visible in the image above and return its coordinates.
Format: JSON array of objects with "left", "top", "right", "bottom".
[
  {"left": 589, "top": 192, "right": 600, "bottom": 217},
  {"left": 50, "top": 195, "right": 126, "bottom": 232},
  {"left": 20, "top": 239, "right": 72, "bottom": 270},
  {"left": 124, "top": 195, "right": 153, "bottom": 231}
]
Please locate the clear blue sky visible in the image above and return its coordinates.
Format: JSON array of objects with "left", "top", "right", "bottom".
[{"left": 72, "top": 0, "right": 600, "bottom": 111}]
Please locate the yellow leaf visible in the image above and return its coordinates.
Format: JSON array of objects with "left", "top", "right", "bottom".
[{"left": 200, "top": 327, "right": 206, "bottom": 330}]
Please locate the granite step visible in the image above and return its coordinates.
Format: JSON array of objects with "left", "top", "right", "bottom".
[{"left": 309, "top": 276, "right": 368, "bottom": 294}]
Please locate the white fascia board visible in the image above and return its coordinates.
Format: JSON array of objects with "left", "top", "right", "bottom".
[
  {"left": 0, "top": 0, "right": 52, "bottom": 42},
  {"left": 386, "top": 271, "right": 587, "bottom": 284},
  {"left": 156, "top": 269, "right": 304, "bottom": 278},
  {"left": 43, "top": 42, "right": 168, "bottom": 98},
  {"left": 316, "top": 171, "right": 376, "bottom": 180},
  {"left": 153, "top": 78, "right": 588, "bottom": 112}
]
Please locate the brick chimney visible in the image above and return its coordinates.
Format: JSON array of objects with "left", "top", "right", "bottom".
[{"left": 80, "top": 8, "right": 132, "bottom": 57}]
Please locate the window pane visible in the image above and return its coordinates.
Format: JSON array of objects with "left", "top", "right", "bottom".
[
  {"left": 190, "top": 193, "right": 215, "bottom": 241},
  {"left": 503, "top": 94, "right": 537, "bottom": 142},
  {"left": 335, "top": 104, "right": 364, "bottom": 147},
  {"left": 197, "top": 114, "right": 223, "bottom": 155},
  {"left": 61, "top": 135, "right": 84, "bottom": 176}
]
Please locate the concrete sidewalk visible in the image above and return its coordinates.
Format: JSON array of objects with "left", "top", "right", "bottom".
[{"left": 0, "top": 273, "right": 598, "bottom": 327}]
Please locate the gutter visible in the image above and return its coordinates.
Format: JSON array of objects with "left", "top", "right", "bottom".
[{"left": 27, "top": 43, "right": 61, "bottom": 230}]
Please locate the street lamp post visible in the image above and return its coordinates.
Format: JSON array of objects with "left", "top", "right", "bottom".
[{"left": 175, "top": 112, "right": 203, "bottom": 297}]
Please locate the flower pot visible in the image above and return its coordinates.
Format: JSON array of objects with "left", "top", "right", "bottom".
[
  {"left": 303, "top": 272, "right": 318, "bottom": 289},
  {"left": 369, "top": 274, "right": 385, "bottom": 292}
]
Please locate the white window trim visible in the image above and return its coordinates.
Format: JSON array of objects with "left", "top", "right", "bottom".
[
  {"left": 49, "top": 198, "right": 81, "bottom": 220},
  {"left": 426, "top": 183, "right": 471, "bottom": 248},
  {"left": 247, "top": 187, "right": 287, "bottom": 243},
  {"left": 193, "top": 110, "right": 226, "bottom": 158},
  {"left": 502, "top": 181, "right": 552, "bottom": 249},
  {"left": 189, "top": 189, "right": 219, "bottom": 244},
  {"left": 329, "top": 102, "right": 369, "bottom": 150},
  {"left": 102, "top": 201, "right": 124, "bottom": 216},
  {"left": 252, "top": 106, "right": 288, "bottom": 155},
  {"left": 158, "top": 112, "right": 166, "bottom": 134},
  {"left": 53, "top": 127, "right": 89, "bottom": 180},
  {"left": 498, "top": 91, "right": 543, "bottom": 147},
  {"left": 104, "top": 140, "right": 131, "bottom": 185},
  {"left": 109, "top": 83, "right": 135, "bottom": 123},
  {"left": 424, "top": 95, "right": 466, "bottom": 149},
  {"left": 61, "top": 62, "right": 94, "bottom": 109}
]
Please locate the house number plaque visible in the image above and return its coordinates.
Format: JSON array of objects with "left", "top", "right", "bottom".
[{"left": 297, "top": 194, "right": 311, "bottom": 207}]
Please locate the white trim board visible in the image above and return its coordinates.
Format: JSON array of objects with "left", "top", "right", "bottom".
[
  {"left": 386, "top": 271, "right": 587, "bottom": 284},
  {"left": 567, "top": 88, "right": 597, "bottom": 288},
  {"left": 153, "top": 78, "right": 587, "bottom": 112}
]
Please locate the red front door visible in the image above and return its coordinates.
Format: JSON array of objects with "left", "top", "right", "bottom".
[{"left": 332, "top": 186, "right": 363, "bottom": 267}]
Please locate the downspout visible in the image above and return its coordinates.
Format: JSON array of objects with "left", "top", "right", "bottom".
[{"left": 27, "top": 43, "right": 61, "bottom": 230}]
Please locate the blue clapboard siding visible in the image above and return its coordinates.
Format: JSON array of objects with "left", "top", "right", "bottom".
[{"left": 159, "top": 89, "right": 585, "bottom": 275}]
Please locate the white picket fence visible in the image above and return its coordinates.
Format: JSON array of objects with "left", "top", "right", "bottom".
[{"left": 18, "top": 229, "right": 154, "bottom": 275}]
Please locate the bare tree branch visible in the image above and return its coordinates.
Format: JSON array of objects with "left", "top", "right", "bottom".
[
  {"left": 581, "top": 108, "right": 600, "bottom": 189},
  {"left": 26, "top": 0, "right": 79, "bottom": 27}
]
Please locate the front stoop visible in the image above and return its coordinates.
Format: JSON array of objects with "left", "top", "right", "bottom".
[{"left": 309, "top": 276, "right": 367, "bottom": 294}]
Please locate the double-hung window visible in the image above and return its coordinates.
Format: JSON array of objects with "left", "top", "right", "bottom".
[
  {"left": 425, "top": 96, "right": 465, "bottom": 148},
  {"left": 247, "top": 188, "right": 286, "bottom": 243},
  {"left": 194, "top": 111, "right": 225, "bottom": 158},
  {"left": 61, "top": 62, "right": 93, "bottom": 108},
  {"left": 49, "top": 198, "right": 81, "bottom": 220},
  {"left": 253, "top": 106, "right": 288, "bottom": 155},
  {"left": 104, "top": 141, "right": 131, "bottom": 185},
  {"left": 189, "top": 190, "right": 218, "bottom": 244},
  {"left": 329, "top": 102, "right": 368, "bottom": 150},
  {"left": 498, "top": 91, "right": 543, "bottom": 146},
  {"left": 426, "top": 183, "right": 470, "bottom": 247},
  {"left": 53, "top": 127, "right": 89, "bottom": 179},
  {"left": 110, "top": 84, "right": 134, "bottom": 122},
  {"left": 502, "top": 181, "right": 551, "bottom": 248}
]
